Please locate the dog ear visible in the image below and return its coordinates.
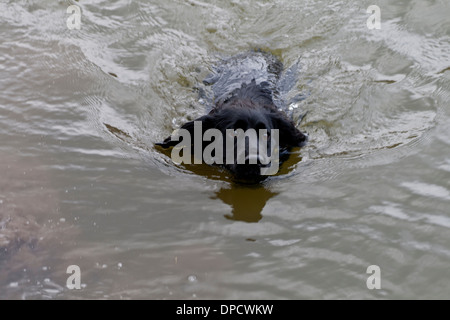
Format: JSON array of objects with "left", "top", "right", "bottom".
[
  {"left": 155, "top": 115, "right": 215, "bottom": 149},
  {"left": 272, "top": 114, "right": 308, "bottom": 148}
]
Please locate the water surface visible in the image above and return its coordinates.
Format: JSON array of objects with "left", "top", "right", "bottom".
[{"left": 1, "top": 0, "right": 450, "bottom": 299}]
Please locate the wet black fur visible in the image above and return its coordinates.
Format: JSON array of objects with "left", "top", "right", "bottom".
[{"left": 157, "top": 56, "right": 307, "bottom": 182}]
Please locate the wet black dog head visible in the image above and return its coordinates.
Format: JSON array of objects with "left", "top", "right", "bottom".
[{"left": 156, "top": 93, "right": 307, "bottom": 182}]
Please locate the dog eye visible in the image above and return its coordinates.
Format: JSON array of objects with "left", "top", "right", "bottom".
[{"left": 261, "top": 131, "right": 270, "bottom": 141}]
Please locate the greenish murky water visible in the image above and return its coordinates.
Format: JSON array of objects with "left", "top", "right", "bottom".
[{"left": 1, "top": 0, "right": 450, "bottom": 299}]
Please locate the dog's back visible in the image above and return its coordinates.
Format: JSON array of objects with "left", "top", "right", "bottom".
[{"left": 203, "top": 51, "right": 283, "bottom": 108}]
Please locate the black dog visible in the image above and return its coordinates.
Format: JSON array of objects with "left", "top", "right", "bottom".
[{"left": 156, "top": 51, "right": 308, "bottom": 182}]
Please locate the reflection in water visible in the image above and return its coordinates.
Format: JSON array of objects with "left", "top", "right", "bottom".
[
  {"left": 153, "top": 144, "right": 303, "bottom": 223},
  {"left": 153, "top": 142, "right": 303, "bottom": 223},
  {"left": 212, "top": 184, "right": 279, "bottom": 223}
]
